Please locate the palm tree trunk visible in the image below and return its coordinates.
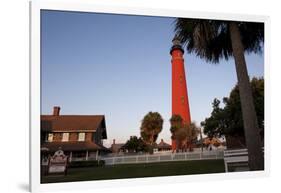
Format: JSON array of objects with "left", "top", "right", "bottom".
[
  {"left": 149, "top": 133, "right": 154, "bottom": 154},
  {"left": 229, "top": 22, "right": 264, "bottom": 170},
  {"left": 200, "top": 128, "right": 203, "bottom": 152}
]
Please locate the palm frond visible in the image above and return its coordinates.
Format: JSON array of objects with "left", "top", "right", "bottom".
[{"left": 174, "top": 18, "right": 264, "bottom": 63}]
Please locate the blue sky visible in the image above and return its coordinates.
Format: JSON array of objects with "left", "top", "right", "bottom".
[{"left": 41, "top": 10, "right": 264, "bottom": 147}]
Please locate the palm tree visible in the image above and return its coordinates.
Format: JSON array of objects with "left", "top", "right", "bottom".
[
  {"left": 170, "top": 114, "right": 183, "bottom": 133},
  {"left": 140, "top": 112, "right": 164, "bottom": 153},
  {"left": 170, "top": 114, "right": 184, "bottom": 152},
  {"left": 170, "top": 115, "right": 199, "bottom": 152},
  {"left": 174, "top": 127, "right": 188, "bottom": 151},
  {"left": 174, "top": 19, "right": 264, "bottom": 170}
]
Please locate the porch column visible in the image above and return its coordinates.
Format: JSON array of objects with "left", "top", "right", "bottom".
[
  {"left": 86, "top": 151, "right": 89, "bottom": 161},
  {"left": 69, "top": 152, "right": 72, "bottom": 162},
  {"left": 96, "top": 150, "right": 99, "bottom": 161}
]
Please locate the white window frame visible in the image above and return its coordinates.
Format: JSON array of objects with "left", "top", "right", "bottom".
[
  {"left": 62, "top": 132, "right": 69, "bottom": 142},
  {"left": 78, "top": 132, "right": 85, "bottom": 141},
  {"left": 47, "top": 133, "right": 53, "bottom": 142}
]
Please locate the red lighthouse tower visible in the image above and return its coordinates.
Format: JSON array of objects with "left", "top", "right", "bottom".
[{"left": 170, "top": 36, "right": 191, "bottom": 151}]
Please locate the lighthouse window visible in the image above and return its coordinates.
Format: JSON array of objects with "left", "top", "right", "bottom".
[
  {"left": 179, "top": 76, "right": 183, "bottom": 83},
  {"left": 181, "top": 96, "right": 185, "bottom": 104}
]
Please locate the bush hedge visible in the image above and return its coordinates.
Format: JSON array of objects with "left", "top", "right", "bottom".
[{"left": 69, "top": 160, "right": 105, "bottom": 168}]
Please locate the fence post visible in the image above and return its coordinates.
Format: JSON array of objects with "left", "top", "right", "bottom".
[
  {"left": 86, "top": 151, "right": 89, "bottom": 161},
  {"left": 224, "top": 161, "right": 228, "bottom": 172}
]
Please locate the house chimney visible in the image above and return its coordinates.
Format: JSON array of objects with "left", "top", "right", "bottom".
[
  {"left": 161, "top": 139, "right": 164, "bottom": 143},
  {"left": 113, "top": 139, "right": 116, "bottom": 145},
  {"left": 53, "top": 106, "right": 60, "bottom": 116}
]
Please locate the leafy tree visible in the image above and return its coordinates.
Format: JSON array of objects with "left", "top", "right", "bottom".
[
  {"left": 201, "top": 98, "right": 227, "bottom": 138},
  {"left": 174, "top": 19, "right": 264, "bottom": 170},
  {"left": 140, "top": 112, "right": 164, "bottom": 153},
  {"left": 187, "top": 122, "right": 200, "bottom": 143},
  {"left": 201, "top": 77, "right": 264, "bottom": 147},
  {"left": 123, "top": 136, "right": 148, "bottom": 153}
]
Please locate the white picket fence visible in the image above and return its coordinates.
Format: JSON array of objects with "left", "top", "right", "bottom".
[{"left": 100, "top": 150, "right": 224, "bottom": 165}]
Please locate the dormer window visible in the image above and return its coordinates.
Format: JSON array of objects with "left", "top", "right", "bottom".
[
  {"left": 78, "top": 132, "right": 85, "bottom": 141},
  {"left": 47, "top": 133, "right": 53, "bottom": 142},
  {"left": 62, "top": 133, "right": 69, "bottom": 142}
]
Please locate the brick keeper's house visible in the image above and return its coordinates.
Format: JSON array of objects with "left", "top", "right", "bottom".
[{"left": 41, "top": 106, "right": 110, "bottom": 162}]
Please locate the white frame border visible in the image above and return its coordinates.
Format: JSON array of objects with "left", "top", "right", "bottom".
[{"left": 30, "top": 0, "right": 270, "bottom": 192}]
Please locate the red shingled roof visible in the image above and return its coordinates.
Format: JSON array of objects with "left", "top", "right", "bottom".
[
  {"left": 41, "top": 115, "right": 105, "bottom": 131},
  {"left": 157, "top": 139, "right": 171, "bottom": 149},
  {"left": 41, "top": 115, "right": 107, "bottom": 138}
]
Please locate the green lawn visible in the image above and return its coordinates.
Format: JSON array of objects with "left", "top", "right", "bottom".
[{"left": 41, "top": 159, "right": 225, "bottom": 183}]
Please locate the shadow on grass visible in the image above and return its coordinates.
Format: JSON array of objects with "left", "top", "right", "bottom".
[{"left": 41, "top": 159, "right": 225, "bottom": 184}]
